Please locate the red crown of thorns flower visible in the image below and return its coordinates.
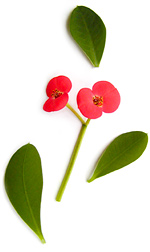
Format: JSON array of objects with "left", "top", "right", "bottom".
[
  {"left": 43, "top": 76, "right": 120, "bottom": 119},
  {"left": 43, "top": 76, "right": 72, "bottom": 112},
  {"left": 77, "top": 81, "right": 120, "bottom": 119}
]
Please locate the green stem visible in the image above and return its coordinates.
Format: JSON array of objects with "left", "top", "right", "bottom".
[
  {"left": 56, "top": 119, "right": 90, "bottom": 202},
  {"left": 66, "top": 103, "right": 86, "bottom": 125}
]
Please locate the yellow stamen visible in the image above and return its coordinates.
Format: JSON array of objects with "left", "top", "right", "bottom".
[{"left": 93, "top": 95, "right": 103, "bottom": 107}]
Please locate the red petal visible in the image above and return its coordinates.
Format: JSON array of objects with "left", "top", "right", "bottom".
[
  {"left": 77, "top": 88, "right": 103, "bottom": 119},
  {"left": 46, "top": 76, "right": 72, "bottom": 97},
  {"left": 43, "top": 93, "right": 69, "bottom": 112},
  {"left": 77, "top": 88, "right": 93, "bottom": 105},
  {"left": 92, "top": 81, "right": 121, "bottom": 113}
]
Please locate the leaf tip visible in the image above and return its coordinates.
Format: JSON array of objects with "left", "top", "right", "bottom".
[
  {"left": 93, "top": 63, "right": 100, "bottom": 68},
  {"left": 87, "top": 177, "right": 94, "bottom": 183},
  {"left": 37, "top": 232, "right": 46, "bottom": 244},
  {"left": 40, "top": 237, "right": 46, "bottom": 244}
]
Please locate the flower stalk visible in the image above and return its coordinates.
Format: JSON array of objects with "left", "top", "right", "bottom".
[
  {"left": 56, "top": 105, "right": 90, "bottom": 202},
  {"left": 66, "top": 103, "right": 86, "bottom": 124}
]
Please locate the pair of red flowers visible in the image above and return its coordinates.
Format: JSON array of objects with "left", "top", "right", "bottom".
[{"left": 43, "top": 76, "right": 120, "bottom": 119}]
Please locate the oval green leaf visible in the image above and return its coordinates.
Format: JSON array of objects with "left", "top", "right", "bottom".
[
  {"left": 4, "top": 143, "right": 46, "bottom": 243},
  {"left": 69, "top": 6, "right": 106, "bottom": 67},
  {"left": 88, "top": 131, "right": 148, "bottom": 182}
]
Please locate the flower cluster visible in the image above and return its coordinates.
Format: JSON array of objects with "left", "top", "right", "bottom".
[
  {"left": 43, "top": 75, "right": 120, "bottom": 119},
  {"left": 43, "top": 75, "right": 121, "bottom": 202}
]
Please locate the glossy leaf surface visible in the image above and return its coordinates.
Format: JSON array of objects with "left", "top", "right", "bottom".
[
  {"left": 88, "top": 131, "right": 148, "bottom": 182},
  {"left": 5, "top": 143, "right": 45, "bottom": 243},
  {"left": 69, "top": 6, "right": 106, "bottom": 67}
]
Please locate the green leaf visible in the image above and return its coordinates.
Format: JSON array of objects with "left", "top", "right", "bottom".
[
  {"left": 4, "top": 143, "right": 46, "bottom": 243},
  {"left": 69, "top": 6, "right": 106, "bottom": 67},
  {"left": 88, "top": 131, "right": 148, "bottom": 182}
]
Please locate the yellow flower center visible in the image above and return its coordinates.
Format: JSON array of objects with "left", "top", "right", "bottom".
[
  {"left": 93, "top": 95, "right": 103, "bottom": 107},
  {"left": 51, "top": 89, "right": 63, "bottom": 99}
]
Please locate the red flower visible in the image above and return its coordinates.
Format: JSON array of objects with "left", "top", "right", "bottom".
[
  {"left": 77, "top": 81, "right": 120, "bottom": 119},
  {"left": 43, "top": 76, "right": 72, "bottom": 112}
]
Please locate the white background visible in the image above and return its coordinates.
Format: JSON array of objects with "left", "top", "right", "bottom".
[{"left": 0, "top": 0, "right": 150, "bottom": 251}]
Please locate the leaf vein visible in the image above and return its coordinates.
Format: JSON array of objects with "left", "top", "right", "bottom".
[
  {"left": 79, "top": 7, "right": 98, "bottom": 64},
  {"left": 22, "top": 145, "right": 41, "bottom": 236}
]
